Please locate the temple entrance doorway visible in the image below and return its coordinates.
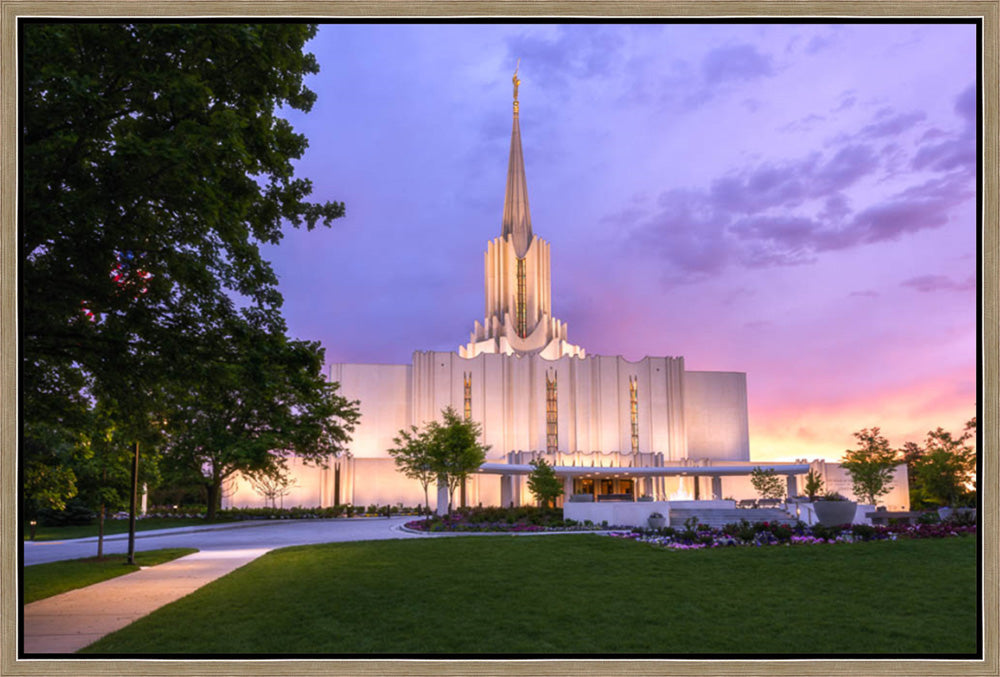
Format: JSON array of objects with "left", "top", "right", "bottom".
[{"left": 573, "top": 478, "right": 635, "bottom": 501}]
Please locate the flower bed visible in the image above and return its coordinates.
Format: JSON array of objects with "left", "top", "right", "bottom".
[
  {"left": 404, "top": 506, "right": 605, "bottom": 533},
  {"left": 609, "top": 518, "right": 976, "bottom": 550}
]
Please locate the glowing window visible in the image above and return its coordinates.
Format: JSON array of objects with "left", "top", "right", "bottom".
[
  {"left": 629, "top": 375, "right": 639, "bottom": 453},
  {"left": 546, "top": 371, "right": 558, "bottom": 453},
  {"left": 463, "top": 372, "right": 472, "bottom": 422},
  {"left": 516, "top": 257, "right": 527, "bottom": 338}
]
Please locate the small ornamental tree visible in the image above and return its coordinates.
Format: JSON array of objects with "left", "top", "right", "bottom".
[
  {"left": 393, "top": 408, "right": 489, "bottom": 515},
  {"left": 803, "top": 469, "right": 825, "bottom": 501},
  {"left": 429, "top": 408, "right": 490, "bottom": 514},
  {"left": 527, "top": 458, "right": 563, "bottom": 509},
  {"left": 246, "top": 459, "right": 298, "bottom": 509},
  {"left": 388, "top": 425, "right": 437, "bottom": 514},
  {"left": 750, "top": 466, "right": 785, "bottom": 500},
  {"left": 840, "top": 427, "right": 897, "bottom": 505}
]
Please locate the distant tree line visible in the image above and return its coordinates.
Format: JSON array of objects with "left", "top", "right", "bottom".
[{"left": 745, "top": 420, "right": 975, "bottom": 509}]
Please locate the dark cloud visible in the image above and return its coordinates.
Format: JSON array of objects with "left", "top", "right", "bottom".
[
  {"left": 600, "top": 205, "right": 648, "bottom": 227},
  {"left": 779, "top": 113, "right": 826, "bottom": 133},
  {"left": 731, "top": 215, "right": 821, "bottom": 267},
  {"left": 849, "top": 290, "right": 880, "bottom": 298},
  {"left": 860, "top": 110, "right": 926, "bottom": 138},
  {"left": 901, "top": 274, "right": 976, "bottom": 293},
  {"left": 832, "top": 91, "right": 857, "bottom": 112},
  {"left": 911, "top": 85, "right": 976, "bottom": 173},
  {"left": 709, "top": 145, "right": 877, "bottom": 215},
  {"left": 702, "top": 44, "right": 774, "bottom": 84},
  {"left": 505, "top": 26, "right": 625, "bottom": 93},
  {"left": 845, "top": 198, "right": 950, "bottom": 246},
  {"left": 820, "top": 193, "right": 851, "bottom": 222},
  {"left": 631, "top": 189, "right": 731, "bottom": 278},
  {"left": 624, "top": 155, "right": 971, "bottom": 280},
  {"left": 805, "top": 35, "right": 833, "bottom": 54},
  {"left": 954, "top": 83, "right": 976, "bottom": 123}
]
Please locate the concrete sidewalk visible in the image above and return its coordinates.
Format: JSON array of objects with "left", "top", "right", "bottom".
[{"left": 23, "top": 547, "right": 271, "bottom": 654}]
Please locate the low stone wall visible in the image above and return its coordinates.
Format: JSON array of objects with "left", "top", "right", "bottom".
[{"left": 564, "top": 500, "right": 735, "bottom": 528}]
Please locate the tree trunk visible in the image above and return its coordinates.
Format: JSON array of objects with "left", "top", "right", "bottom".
[
  {"left": 206, "top": 483, "right": 219, "bottom": 521},
  {"left": 423, "top": 484, "right": 429, "bottom": 515}
]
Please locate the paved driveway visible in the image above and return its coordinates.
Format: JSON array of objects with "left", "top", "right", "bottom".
[{"left": 23, "top": 516, "right": 424, "bottom": 565}]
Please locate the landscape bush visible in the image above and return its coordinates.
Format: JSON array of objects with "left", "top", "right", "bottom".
[
  {"left": 405, "top": 506, "right": 603, "bottom": 533},
  {"left": 38, "top": 499, "right": 97, "bottom": 526}
]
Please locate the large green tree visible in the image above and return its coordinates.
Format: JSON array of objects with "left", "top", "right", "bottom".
[
  {"left": 840, "top": 427, "right": 898, "bottom": 505},
  {"left": 22, "top": 23, "right": 346, "bottom": 509},
  {"left": 162, "top": 318, "right": 358, "bottom": 519},
  {"left": 905, "top": 419, "right": 976, "bottom": 508}
]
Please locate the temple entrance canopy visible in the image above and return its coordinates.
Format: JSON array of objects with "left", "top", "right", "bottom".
[{"left": 478, "top": 459, "right": 812, "bottom": 507}]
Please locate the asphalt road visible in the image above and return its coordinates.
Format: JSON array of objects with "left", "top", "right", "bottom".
[{"left": 23, "top": 516, "right": 424, "bottom": 565}]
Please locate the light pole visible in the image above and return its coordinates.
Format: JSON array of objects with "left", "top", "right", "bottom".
[{"left": 127, "top": 440, "right": 139, "bottom": 565}]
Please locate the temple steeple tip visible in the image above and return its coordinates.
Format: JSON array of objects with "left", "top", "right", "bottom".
[{"left": 502, "top": 62, "right": 533, "bottom": 258}]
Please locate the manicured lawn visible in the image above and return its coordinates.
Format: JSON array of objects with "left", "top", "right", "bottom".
[
  {"left": 81, "top": 535, "right": 977, "bottom": 655},
  {"left": 24, "top": 548, "right": 198, "bottom": 603},
  {"left": 24, "top": 518, "right": 231, "bottom": 542}
]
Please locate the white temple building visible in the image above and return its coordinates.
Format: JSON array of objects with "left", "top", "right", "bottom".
[{"left": 224, "top": 72, "right": 909, "bottom": 515}]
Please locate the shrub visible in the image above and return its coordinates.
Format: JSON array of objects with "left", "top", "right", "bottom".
[
  {"left": 38, "top": 499, "right": 96, "bottom": 526},
  {"left": 850, "top": 523, "right": 877, "bottom": 541},
  {"left": 946, "top": 510, "right": 977, "bottom": 527},
  {"left": 722, "top": 519, "right": 758, "bottom": 543}
]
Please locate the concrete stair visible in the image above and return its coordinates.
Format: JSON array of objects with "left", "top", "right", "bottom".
[{"left": 668, "top": 507, "right": 797, "bottom": 529}]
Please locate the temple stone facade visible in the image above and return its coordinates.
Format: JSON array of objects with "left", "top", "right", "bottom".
[{"left": 223, "top": 72, "right": 908, "bottom": 513}]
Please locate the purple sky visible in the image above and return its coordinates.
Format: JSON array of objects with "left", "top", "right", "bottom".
[{"left": 264, "top": 23, "right": 978, "bottom": 461}]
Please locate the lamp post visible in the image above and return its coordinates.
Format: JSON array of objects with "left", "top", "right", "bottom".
[{"left": 127, "top": 440, "right": 139, "bottom": 565}]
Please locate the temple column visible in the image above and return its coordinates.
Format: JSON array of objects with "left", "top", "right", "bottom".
[{"left": 711, "top": 475, "right": 723, "bottom": 500}]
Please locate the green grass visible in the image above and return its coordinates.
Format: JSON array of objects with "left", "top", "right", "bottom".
[
  {"left": 24, "top": 548, "right": 198, "bottom": 603},
  {"left": 81, "top": 535, "right": 977, "bottom": 655},
  {"left": 24, "top": 518, "right": 230, "bottom": 542}
]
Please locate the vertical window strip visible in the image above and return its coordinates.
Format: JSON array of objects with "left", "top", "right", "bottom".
[
  {"left": 546, "top": 371, "right": 558, "bottom": 453},
  {"left": 516, "top": 257, "right": 527, "bottom": 338},
  {"left": 629, "top": 375, "right": 639, "bottom": 453},
  {"left": 463, "top": 372, "right": 472, "bottom": 422}
]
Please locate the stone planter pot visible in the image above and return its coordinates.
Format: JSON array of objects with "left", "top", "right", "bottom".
[
  {"left": 648, "top": 515, "right": 667, "bottom": 529},
  {"left": 813, "top": 500, "right": 857, "bottom": 527},
  {"left": 938, "top": 506, "right": 976, "bottom": 522}
]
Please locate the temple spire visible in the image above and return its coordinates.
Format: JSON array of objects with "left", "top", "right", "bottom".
[{"left": 502, "top": 62, "right": 533, "bottom": 258}]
